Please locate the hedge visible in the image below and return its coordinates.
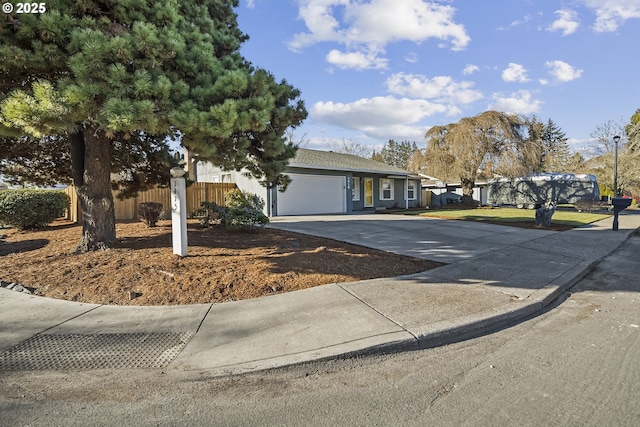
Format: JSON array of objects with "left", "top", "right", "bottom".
[{"left": 0, "top": 189, "right": 70, "bottom": 230}]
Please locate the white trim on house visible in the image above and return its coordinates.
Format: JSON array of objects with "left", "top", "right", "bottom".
[
  {"left": 364, "top": 177, "right": 374, "bottom": 207},
  {"left": 352, "top": 177, "right": 360, "bottom": 201},
  {"left": 379, "top": 178, "right": 394, "bottom": 200},
  {"left": 406, "top": 180, "right": 417, "bottom": 200}
]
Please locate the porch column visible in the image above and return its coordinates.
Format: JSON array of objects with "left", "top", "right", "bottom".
[{"left": 406, "top": 176, "right": 409, "bottom": 209}]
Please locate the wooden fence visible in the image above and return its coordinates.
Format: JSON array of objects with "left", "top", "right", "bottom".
[
  {"left": 64, "top": 182, "right": 237, "bottom": 223},
  {"left": 421, "top": 189, "right": 432, "bottom": 207}
]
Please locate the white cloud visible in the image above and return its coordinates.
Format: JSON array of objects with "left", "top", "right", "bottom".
[
  {"left": 547, "top": 9, "right": 580, "bottom": 36},
  {"left": 566, "top": 137, "right": 593, "bottom": 152},
  {"left": 501, "top": 63, "right": 530, "bottom": 83},
  {"left": 310, "top": 96, "right": 452, "bottom": 139},
  {"left": 545, "top": 60, "right": 584, "bottom": 82},
  {"left": 289, "top": 0, "right": 470, "bottom": 69},
  {"left": 497, "top": 14, "right": 533, "bottom": 31},
  {"left": 463, "top": 64, "right": 480, "bottom": 75},
  {"left": 583, "top": 0, "right": 640, "bottom": 32},
  {"left": 365, "top": 124, "right": 430, "bottom": 140},
  {"left": 301, "top": 136, "right": 376, "bottom": 151},
  {"left": 488, "top": 90, "right": 543, "bottom": 114},
  {"left": 326, "top": 49, "right": 388, "bottom": 70},
  {"left": 405, "top": 52, "right": 419, "bottom": 64},
  {"left": 385, "top": 73, "right": 483, "bottom": 105}
]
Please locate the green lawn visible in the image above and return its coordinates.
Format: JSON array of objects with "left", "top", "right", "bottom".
[{"left": 403, "top": 207, "right": 610, "bottom": 227}]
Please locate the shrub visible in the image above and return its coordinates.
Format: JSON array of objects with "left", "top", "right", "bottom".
[
  {"left": 0, "top": 189, "right": 70, "bottom": 230},
  {"left": 190, "top": 201, "right": 225, "bottom": 228},
  {"left": 191, "top": 190, "right": 268, "bottom": 231},
  {"left": 575, "top": 199, "right": 608, "bottom": 212},
  {"left": 223, "top": 189, "right": 269, "bottom": 231},
  {"left": 138, "top": 202, "right": 163, "bottom": 227}
]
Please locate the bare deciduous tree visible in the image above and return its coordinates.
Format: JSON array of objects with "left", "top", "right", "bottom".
[
  {"left": 588, "top": 120, "right": 626, "bottom": 156},
  {"left": 329, "top": 138, "right": 373, "bottom": 158},
  {"left": 586, "top": 119, "right": 638, "bottom": 196}
]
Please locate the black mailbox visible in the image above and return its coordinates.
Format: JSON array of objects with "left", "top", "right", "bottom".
[
  {"left": 612, "top": 197, "right": 632, "bottom": 210},
  {"left": 611, "top": 197, "right": 632, "bottom": 230}
]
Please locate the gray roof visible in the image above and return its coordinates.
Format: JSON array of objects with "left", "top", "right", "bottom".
[{"left": 289, "top": 148, "right": 416, "bottom": 177}]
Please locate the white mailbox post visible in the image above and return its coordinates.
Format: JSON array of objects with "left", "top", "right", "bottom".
[{"left": 170, "top": 167, "right": 188, "bottom": 256}]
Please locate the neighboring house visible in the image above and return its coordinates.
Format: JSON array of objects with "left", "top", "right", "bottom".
[
  {"left": 421, "top": 176, "right": 489, "bottom": 206},
  {"left": 196, "top": 148, "right": 422, "bottom": 216}
]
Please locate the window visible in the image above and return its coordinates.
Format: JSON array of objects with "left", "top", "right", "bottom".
[
  {"left": 380, "top": 178, "right": 394, "bottom": 200},
  {"left": 352, "top": 177, "right": 360, "bottom": 201},
  {"left": 406, "top": 181, "right": 417, "bottom": 200}
]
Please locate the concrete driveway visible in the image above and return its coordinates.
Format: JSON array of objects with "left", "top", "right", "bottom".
[{"left": 269, "top": 214, "right": 558, "bottom": 264}]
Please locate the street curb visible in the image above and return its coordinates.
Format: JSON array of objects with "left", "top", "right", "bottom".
[
  {"left": 531, "top": 260, "right": 598, "bottom": 308},
  {"left": 323, "top": 259, "right": 602, "bottom": 362}
]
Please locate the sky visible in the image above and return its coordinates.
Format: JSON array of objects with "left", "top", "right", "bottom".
[{"left": 236, "top": 0, "right": 640, "bottom": 154}]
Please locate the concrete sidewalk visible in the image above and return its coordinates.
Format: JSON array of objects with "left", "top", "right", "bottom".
[{"left": 1, "top": 211, "right": 638, "bottom": 376}]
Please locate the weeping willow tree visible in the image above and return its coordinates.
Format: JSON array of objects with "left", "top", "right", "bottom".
[{"left": 425, "top": 111, "right": 525, "bottom": 205}]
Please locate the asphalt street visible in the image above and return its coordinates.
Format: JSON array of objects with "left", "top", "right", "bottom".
[{"left": 1, "top": 231, "right": 638, "bottom": 426}]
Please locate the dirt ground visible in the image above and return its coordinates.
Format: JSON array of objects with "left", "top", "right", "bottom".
[{"left": 0, "top": 219, "right": 442, "bottom": 306}]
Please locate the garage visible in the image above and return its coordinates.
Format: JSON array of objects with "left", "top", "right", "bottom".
[{"left": 277, "top": 174, "right": 346, "bottom": 215}]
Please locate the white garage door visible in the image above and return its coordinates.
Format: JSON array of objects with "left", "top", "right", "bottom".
[{"left": 277, "top": 174, "right": 346, "bottom": 215}]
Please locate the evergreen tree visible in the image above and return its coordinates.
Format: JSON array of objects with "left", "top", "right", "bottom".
[
  {"left": 623, "top": 109, "right": 640, "bottom": 195},
  {"left": 371, "top": 140, "right": 419, "bottom": 169},
  {"left": 625, "top": 109, "right": 640, "bottom": 152},
  {"left": 540, "top": 118, "right": 570, "bottom": 172},
  {"left": 0, "top": 1, "right": 307, "bottom": 252},
  {"left": 521, "top": 117, "right": 570, "bottom": 173}
]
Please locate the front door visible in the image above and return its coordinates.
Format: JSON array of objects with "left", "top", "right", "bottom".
[{"left": 364, "top": 178, "right": 374, "bottom": 207}]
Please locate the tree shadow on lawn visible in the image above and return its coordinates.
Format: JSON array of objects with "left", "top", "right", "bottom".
[
  {"left": 264, "top": 247, "right": 443, "bottom": 280},
  {"left": 0, "top": 239, "right": 50, "bottom": 256},
  {"left": 115, "top": 222, "right": 321, "bottom": 252},
  {"left": 443, "top": 216, "right": 574, "bottom": 231}
]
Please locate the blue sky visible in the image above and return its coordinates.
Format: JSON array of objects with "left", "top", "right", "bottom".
[{"left": 236, "top": 0, "right": 640, "bottom": 154}]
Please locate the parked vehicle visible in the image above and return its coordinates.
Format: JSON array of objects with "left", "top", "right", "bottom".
[{"left": 487, "top": 173, "right": 600, "bottom": 209}]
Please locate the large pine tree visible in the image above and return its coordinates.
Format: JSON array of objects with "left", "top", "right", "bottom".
[{"left": 0, "top": 1, "right": 306, "bottom": 252}]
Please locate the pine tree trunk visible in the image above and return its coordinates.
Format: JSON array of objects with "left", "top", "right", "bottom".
[{"left": 71, "top": 125, "right": 116, "bottom": 253}]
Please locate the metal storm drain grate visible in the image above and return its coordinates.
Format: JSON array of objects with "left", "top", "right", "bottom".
[{"left": 0, "top": 332, "right": 194, "bottom": 370}]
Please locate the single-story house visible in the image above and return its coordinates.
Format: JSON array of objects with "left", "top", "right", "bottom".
[{"left": 196, "top": 148, "right": 422, "bottom": 216}]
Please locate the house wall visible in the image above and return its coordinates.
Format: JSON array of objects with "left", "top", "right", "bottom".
[
  {"left": 196, "top": 163, "right": 270, "bottom": 213},
  {"left": 352, "top": 175, "right": 421, "bottom": 211},
  {"left": 197, "top": 161, "right": 420, "bottom": 216}
]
